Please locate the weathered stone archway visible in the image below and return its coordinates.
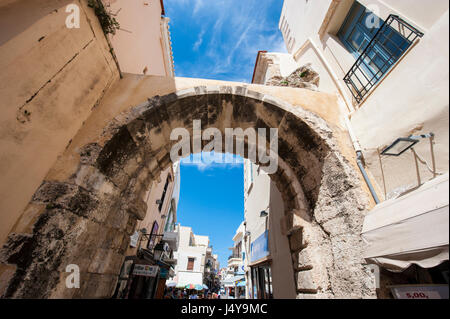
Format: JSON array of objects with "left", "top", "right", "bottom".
[{"left": 0, "top": 85, "right": 375, "bottom": 299}]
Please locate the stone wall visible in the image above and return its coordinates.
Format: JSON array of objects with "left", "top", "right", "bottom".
[
  {"left": 266, "top": 63, "right": 320, "bottom": 91},
  {"left": 0, "top": 84, "right": 376, "bottom": 298}
]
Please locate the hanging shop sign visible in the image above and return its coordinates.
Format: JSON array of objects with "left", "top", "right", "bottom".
[
  {"left": 132, "top": 264, "right": 159, "bottom": 277},
  {"left": 390, "top": 285, "right": 449, "bottom": 299},
  {"left": 130, "top": 231, "right": 139, "bottom": 248},
  {"left": 250, "top": 230, "right": 269, "bottom": 263}
]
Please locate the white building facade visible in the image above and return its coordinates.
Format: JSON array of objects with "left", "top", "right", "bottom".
[
  {"left": 102, "top": 0, "right": 174, "bottom": 76},
  {"left": 253, "top": 0, "right": 449, "bottom": 299},
  {"left": 167, "top": 226, "right": 210, "bottom": 288},
  {"left": 241, "top": 160, "right": 297, "bottom": 299}
]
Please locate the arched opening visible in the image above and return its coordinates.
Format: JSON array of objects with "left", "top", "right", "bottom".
[{"left": 0, "top": 86, "right": 375, "bottom": 299}]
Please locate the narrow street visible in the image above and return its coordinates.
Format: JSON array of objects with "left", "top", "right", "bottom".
[{"left": 0, "top": 0, "right": 448, "bottom": 302}]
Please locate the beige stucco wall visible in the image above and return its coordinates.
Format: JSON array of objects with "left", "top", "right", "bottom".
[
  {"left": 102, "top": 0, "right": 171, "bottom": 76},
  {"left": 125, "top": 165, "right": 174, "bottom": 256},
  {"left": 280, "top": 0, "right": 449, "bottom": 199},
  {"left": 0, "top": 0, "right": 120, "bottom": 246}
]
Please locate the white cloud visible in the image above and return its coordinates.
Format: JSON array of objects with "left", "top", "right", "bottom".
[
  {"left": 193, "top": 0, "right": 205, "bottom": 15},
  {"left": 193, "top": 29, "right": 205, "bottom": 51},
  {"left": 168, "top": 0, "right": 286, "bottom": 82},
  {"left": 181, "top": 152, "right": 244, "bottom": 172}
]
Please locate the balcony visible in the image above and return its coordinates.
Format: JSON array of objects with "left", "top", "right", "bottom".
[
  {"left": 162, "top": 230, "right": 179, "bottom": 251},
  {"left": 344, "top": 15, "right": 424, "bottom": 103},
  {"left": 227, "top": 254, "right": 242, "bottom": 267}
]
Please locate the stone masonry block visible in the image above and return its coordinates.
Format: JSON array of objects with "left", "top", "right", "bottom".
[
  {"left": 296, "top": 248, "right": 313, "bottom": 271},
  {"left": 297, "top": 270, "right": 318, "bottom": 292},
  {"left": 289, "top": 228, "right": 307, "bottom": 252}
]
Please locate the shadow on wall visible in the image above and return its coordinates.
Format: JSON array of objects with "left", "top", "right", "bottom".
[
  {"left": 0, "top": 0, "right": 75, "bottom": 46},
  {"left": 0, "top": 0, "right": 128, "bottom": 250}
]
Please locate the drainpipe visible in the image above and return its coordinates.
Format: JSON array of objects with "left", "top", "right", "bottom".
[
  {"left": 298, "top": 38, "right": 381, "bottom": 204},
  {"left": 342, "top": 101, "right": 380, "bottom": 204},
  {"left": 356, "top": 151, "right": 380, "bottom": 204}
]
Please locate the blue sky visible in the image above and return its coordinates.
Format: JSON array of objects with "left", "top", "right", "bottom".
[
  {"left": 165, "top": 1, "right": 285, "bottom": 268},
  {"left": 165, "top": 0, "right": 287, "bottom": 82},
  {"left": 176, "top": 154, "right": 244, "bottom": 268}
]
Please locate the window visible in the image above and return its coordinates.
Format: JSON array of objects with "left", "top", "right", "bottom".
[
  {"left": 187, "top": 257, "right": 195, "bottom": 271},
  {"left": 147, "top": 221, "right": 159, "bottom": 250},
  {"left": 338, "top": 1, "right": 423, "bottom": 103},
  {"left": 251, "top": 263, "right": 273, "bottom": 299},
  {"left": 164, "top": 202, "right": 174, "bottom": 232},
  {"left": 158, "top": 174, "right": 171, "bottom": 211}
]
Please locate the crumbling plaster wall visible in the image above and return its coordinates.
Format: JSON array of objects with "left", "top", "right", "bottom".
[{"left": 0, "top": 0, "right": 121, "bottom": 248}]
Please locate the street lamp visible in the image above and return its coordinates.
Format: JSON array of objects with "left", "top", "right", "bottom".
[
  {"left": 381, "top": 137, "right": 419, "bottom": 156},
  {"left": 379, "top": 133, "right": 437, "bottom": 189},
  {"left": 260, "top": 210, "right": 269, "bottom": 217}
]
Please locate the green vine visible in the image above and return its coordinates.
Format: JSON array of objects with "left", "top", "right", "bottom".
[{"left": 88, "top": 0, "right": 120, "bottom": 35}]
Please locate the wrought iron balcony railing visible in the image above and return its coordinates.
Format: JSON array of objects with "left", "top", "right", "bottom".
[
  {"left": 343, "top": 14, "right": 424, "bottom": 104},
  {"left": 228, "top": 254, "right": 241, "bottom": 260}
]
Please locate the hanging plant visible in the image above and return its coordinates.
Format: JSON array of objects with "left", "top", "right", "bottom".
[{"left": 88, "top": 0, "right": 120, "bottom": 35}]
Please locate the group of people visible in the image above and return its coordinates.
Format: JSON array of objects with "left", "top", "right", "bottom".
[{"left": 163, "top": 287, "right": 221, "bottom": 299}]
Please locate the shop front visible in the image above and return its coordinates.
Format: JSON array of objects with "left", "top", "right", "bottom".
[
  {"left": 113, "top": 257, "right": 160, "bottom": 299},
  {"left": 248, "top": 230, "right": 273, "bottom": 299},
  {"left": 113, "top": 233, "right": 177, "bottom": 299}
]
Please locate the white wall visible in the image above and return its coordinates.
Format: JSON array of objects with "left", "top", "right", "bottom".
[
  {"left": 280, "top": 0, "right": 333, "bottom": 54},
  {"left": 268, "top": 182, "right": 297, "bottom": 299},
  {"left": 244, "top": 160, "right": 270, "bottom": 244},
  {"left": 169, "top": 225, "right": 209, "bottom": 286},
  {"left": 243, "top": 159, "right": 296, "bottom": 299},
  {"left": 280, "top": 0, "right": 449, "bottom": 198}
]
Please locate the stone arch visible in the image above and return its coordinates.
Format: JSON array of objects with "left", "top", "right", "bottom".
[{"left": 0, "top": 85, "right": 375, "bottom": 299}]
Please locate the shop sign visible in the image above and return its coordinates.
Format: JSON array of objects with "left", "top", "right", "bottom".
[
  {"left": 250, "top": 230, "right": 269, "bottom": 263},
  {"left": 132, "top": 264, "right": 159, "bottom": 277},
  {"left": 130, "top": 231, "right": 139, "bottom": 248},
  {"left": 390, "top": 285, "right": 449, "bottom": 299}
]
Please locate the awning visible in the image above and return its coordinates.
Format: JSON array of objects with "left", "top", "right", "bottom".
[
  {"left": 222, "top": 275, "right": 245, "bottom": 287},
  {"left": 362, "top": 173, "right": 449, "bottom": 272}
]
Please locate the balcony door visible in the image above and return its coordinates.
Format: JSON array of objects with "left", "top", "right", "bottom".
[{"left": 338, "top": 1, "right": 412, "bottom": 83}]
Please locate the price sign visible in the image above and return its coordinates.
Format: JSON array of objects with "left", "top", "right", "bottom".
[{"left": 390, "top": 285, "right": 449, "bottom": 299}]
